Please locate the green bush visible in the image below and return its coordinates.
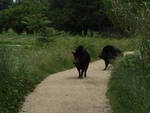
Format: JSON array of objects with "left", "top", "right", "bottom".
[
  {"left": 105, "top": 0, "right": 150, "bottom": 36},
  {"left": 0, "top": 1, "right": 50, "bottom": 34},
  {"left": 107, "top": 36, "right": 150, "bottom": 113}
]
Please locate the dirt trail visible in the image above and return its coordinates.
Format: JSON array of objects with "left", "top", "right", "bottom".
[{"left": 20, "top": 60, "right": 112, "bottom": 113}]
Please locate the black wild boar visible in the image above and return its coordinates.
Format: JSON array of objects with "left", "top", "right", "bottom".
[
  {"left": 98, "top": 45, "right": 122, "bottom": 70},
  {"left": 72, "top": 46, "right": 90, "bottom": 78}
]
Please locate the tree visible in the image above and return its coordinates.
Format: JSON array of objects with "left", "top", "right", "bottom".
[
  {"left": 46, "top": 0, "right": 112, "bottom": 35},
  {"left": 0, "top": 1, "right": 50, "bottom": 34},
  {"left": 105, "top": 0, "right": 150, "bottom": 36}
]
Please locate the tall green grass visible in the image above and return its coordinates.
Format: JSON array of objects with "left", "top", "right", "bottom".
[
  {"left": 0, "top": 34, "right": 138, "bottom": 113},
  {"left": 107, "top": 36, "right": 150, "bottom": 113},
  {"left": 0, "top": 47, "right": 28, "bottom": 113}
]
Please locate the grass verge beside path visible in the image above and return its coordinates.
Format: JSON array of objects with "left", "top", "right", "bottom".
[
  {"left": 107, "top": 36, "right": 150, "bottom": 113},
  {"left": 0, "top": 34, "right": 139, "bottom": 113}
]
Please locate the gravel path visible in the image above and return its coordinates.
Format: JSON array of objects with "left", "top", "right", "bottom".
[{"left": 20, "top": 60, "right": 112, "bottom": 113}]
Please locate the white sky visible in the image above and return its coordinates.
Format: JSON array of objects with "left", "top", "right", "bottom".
[{"left": 13, "top": 0, "right": 16, "bottom": 3}]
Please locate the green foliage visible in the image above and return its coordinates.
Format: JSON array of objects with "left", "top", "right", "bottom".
[
  {"left": 105, "top": 0, "right": 150, "bottom": 36},
  {"left": 0, "top": 1, "right": 50, "bottom": 34},
  {"left": 47, "top": 0, "right": 112, "bottom": 35},
  {"left": 107, "top": 36, "right": 150, "bottom": 113},
  {"left": 0, "top": 47, "right": 28, "bottom": 113},
  {"left": 0, "top": 0, "right": 149, "bottom": 37},
  {"left": 22, "top": 15, "right": 51, "bottom": 34},
  {"left": 44, "top": 0, "right": 149, "bottom": 36}
]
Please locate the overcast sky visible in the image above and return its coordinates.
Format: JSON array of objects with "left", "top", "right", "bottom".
[{"left": 13, "top": 0, "right": 16, "bottom": 2}]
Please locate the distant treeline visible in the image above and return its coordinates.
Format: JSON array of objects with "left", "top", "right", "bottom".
[{"left": 0, "top": 0, "right": 149, "bottom": 36}]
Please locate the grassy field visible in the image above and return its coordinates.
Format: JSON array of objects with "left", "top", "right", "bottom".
[
  {"left": 107, "top": 36, "right": 150, "bottom": 113},
  {"left": 0, "top": 32, "right": 139, "bottom": 113}
]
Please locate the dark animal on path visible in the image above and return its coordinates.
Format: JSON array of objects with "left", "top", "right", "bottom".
[
  {"left": 98, "top": 45, "right": 122, "bottom": 70},
  {"left": 72, "top": 45, "right": 90, "bottom": 78}
]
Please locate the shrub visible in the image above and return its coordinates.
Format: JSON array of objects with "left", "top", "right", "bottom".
[
  {"left": 0, "top": 1, "right": 50, "bottom": 34},
  {"left": 105, "top": 0, "right": 150, "bottom": 36},
  {"left": 107, "top": 36, "right": 150, "bottom": 113}
]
